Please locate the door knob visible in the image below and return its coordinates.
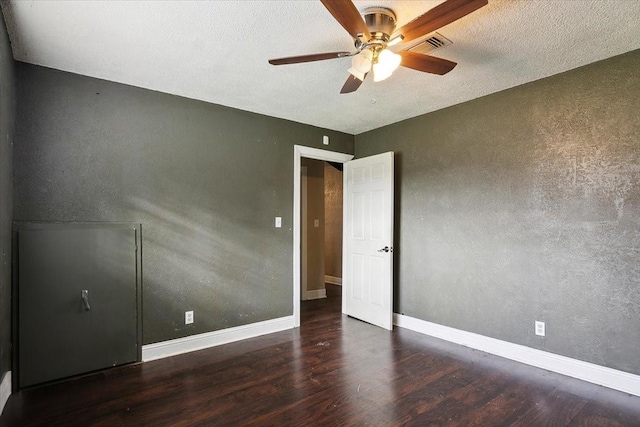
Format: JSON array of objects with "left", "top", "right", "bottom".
[
  {"left": 81, "top": 290, "right": 91, "bottom": 311},
  {"left": 377, "top": 246, "right": 392, "bottom": 253}
]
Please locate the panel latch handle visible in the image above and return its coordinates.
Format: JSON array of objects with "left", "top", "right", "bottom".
[{"left": 81, "top": 289, "right": 91, "bottom": 311}]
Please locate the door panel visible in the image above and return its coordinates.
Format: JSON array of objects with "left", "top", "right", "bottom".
[
  {"left": 371, "top": 259, "right": 384, "bottom": 307},
  {"left": 371, "top": 190, "right": 385, "bottom": 238},
  {"left": 352, "top": 253, "right": 365, "bottom": 301},
  {"left": 352, "top": 192, "right": 365, "bottom": 239},
  {"left": 344, "top": 152, "right": 394, "bottom": 330},
  {"left": 18, "top": 224, "right": 139, "bottom": 388}
]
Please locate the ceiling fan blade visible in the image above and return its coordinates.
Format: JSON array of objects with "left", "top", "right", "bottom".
[
  {"left": 340, "top": 74, "right": 366, "bottom": 94},
  {"left": 399, "top": 51, "right": 457, "bottom": 75},
  {"left": 394, "top": 0, "right": 487, "bottom": 43},
  {"left": 320, "top": 0, "right": 371, "bottom": 41},
  {"left": 269, "top": 51, "right": 351, "bottom": 65}
]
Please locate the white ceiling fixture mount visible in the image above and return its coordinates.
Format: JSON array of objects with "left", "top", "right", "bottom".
[
  {"left": 268, "top": 0, "right": 488, "bottom": 94},
  {"left": 349, "top": 8, "right": 402, "bottom": 84}
]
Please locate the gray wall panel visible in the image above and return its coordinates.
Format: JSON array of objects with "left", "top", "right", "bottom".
[
  {"left": 14, "top": 63, "right": 354, "bottom": 345},
  {"left": 356, "top": 50, "right": 640, "bottom": 375},
  {"left": 17, "top": 224, "right": 139, "bottom": 388},
  {"left": 0, "top": 8, "right": 14, "bottom": 383}
]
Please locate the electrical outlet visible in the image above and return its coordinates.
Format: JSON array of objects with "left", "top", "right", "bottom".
[
  {"left": 535, "top": 320, "right": 545, "bottom": 336},
  {"left": 185, "top": 310, "right": 194, "bottom": 325}
]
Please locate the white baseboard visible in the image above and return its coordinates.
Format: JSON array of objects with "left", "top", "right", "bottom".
[
  {"left": 394, "top": 314, "right": 640, "bottom": 397},
  {"left": 304, "top": 289, "right": 327, "bottom": 300},
  {"left": 142, "top": 316, "right": 295, "bottom": 362},
  {"left": 0, "top": 371, "right": 11, "bottom": 416},
  {"left": 325, "top": 275, "right": 342, "bottom": 286}
]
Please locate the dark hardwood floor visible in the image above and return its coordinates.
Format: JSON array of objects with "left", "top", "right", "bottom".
[{"left": 2, "top": 284, "right": 639, "bottom": 426}]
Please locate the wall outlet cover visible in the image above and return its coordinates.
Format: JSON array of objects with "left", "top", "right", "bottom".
[{"left": 185, "top": 311, "right": 194, "bottom": 325}]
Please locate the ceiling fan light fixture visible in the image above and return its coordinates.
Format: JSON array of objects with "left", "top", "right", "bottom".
[
  {"left": 270, "top": 0, "right": 488, "bottom": 94},
  {"left": 348, "top": 49, "right": 373, "bottom": 81},
  {"left": 372, "top": 49, "right": 401, "bottom": 82}
]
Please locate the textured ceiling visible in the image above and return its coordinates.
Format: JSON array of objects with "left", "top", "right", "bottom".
[{"left": 2, "top": 0, "right": 640, "bottom": 135}]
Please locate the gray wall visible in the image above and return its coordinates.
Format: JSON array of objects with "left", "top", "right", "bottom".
[
  {"left": 356, "top": 49, "right": 640, "bottom": 375},
  {"left": 14, "top": 63, "right": 353, "bottom": 345},
  {"left": 0, "top": 9, "right": 14, "bottom": 384}
]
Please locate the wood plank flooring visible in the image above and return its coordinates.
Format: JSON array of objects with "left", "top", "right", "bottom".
[{"left": 2, "top": 284, "right": 639, "bottom": 426}]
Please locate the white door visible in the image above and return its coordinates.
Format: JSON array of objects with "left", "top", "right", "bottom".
[{"left": 343, "top": 152, "right": 394, "bottom": 330}]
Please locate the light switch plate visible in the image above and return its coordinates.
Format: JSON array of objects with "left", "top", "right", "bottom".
[
  {"left": 275, "top": 217, "right": 282, "bottom": 228},
  {"left": 314, "top": 219, "right": 320, "bottom": 227},
  {"left": 535, "top": 320, "right": 545, "bottom": 336}
]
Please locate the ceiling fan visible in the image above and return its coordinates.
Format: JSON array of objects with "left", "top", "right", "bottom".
[{"left": 268, "top": 0, "right": 488, "bottom": 93}]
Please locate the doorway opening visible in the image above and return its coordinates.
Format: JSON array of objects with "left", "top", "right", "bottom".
[
  {"left": 300, "top": 159, "right": 344, "bottom": 318},
  {"left": 293, "top": 145, "right": 353, "bottom": 327}
]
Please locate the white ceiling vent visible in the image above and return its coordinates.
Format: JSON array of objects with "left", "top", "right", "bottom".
[{"left": 408, "top": 32, "right": 452, "bottom": 54}]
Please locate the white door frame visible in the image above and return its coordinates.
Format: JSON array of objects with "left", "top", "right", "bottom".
[
  {"left": 300, "top": 165, "right": 309, "bottom": 300},
  {"left": 293, "top": 145, "right": 353, "bottom": 327}
]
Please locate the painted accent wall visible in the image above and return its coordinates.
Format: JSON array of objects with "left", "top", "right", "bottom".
[
  {"left": 13, "top": 63, "right": 353, "bottom": 345},
  {"left": 356, "top": 49, "right": 640, "bottom": 375},
  {"left": 0, "top": 9, "right": 14, "bottom": 385}
]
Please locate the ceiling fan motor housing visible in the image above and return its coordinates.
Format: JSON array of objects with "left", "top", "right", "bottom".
[{"left": 362, "top": 7, "right": 397, "bottom": 43}]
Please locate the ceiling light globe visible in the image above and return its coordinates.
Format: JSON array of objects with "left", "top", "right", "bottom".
[
  {"left": 378, "top": 49, "right": 401, "bottom": 71},
  {"left": 373, "top": 49, "right": 401, "bottom": 82},
  {"left": 347, "top": 67, "right": 366, "bottom": 81},
  {"left": 351, "top": 49, "right": 373, "bottom": 74},
  {"left": 372, "top": 63, "right": 392, "bottom": 82}
]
